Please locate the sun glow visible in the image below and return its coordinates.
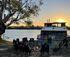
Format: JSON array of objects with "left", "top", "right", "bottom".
[{"left": 56, "top": 18, "right": 66, "bottom": 22}]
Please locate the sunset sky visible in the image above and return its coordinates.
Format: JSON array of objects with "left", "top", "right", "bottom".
[
  {"left": 11, "top": 0, "right": 70, "bottom": 27},
  {"left": 32, "top": 0, "right": 70, "bottom": 26}
]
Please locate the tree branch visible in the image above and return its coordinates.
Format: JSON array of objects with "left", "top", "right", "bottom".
[
  {"left": 3, "top": 11, "right": 16, "bottom": 23},
  {"left": 6, "top": 12, "right": 20, "bottom": 26},
  {"left": 22, "top": 0, "right": 28, "bottom": 6},
  {"left": 6, "top": 20, "right": 14, "bottom": 27}
]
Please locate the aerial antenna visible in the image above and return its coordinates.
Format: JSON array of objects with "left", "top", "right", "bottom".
[{"left": 47, "top": 18, "right": 50, "bottom": 23}]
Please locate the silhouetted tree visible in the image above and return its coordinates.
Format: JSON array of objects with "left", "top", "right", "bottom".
[
  {"left": 25, "top": 19, "right": 33, "bottom": 26},
  {"left": 0, "top": 0, "right": 45, "bottom": 39}
]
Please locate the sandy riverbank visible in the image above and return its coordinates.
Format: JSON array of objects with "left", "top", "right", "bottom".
[{"left": 0, "top": 38, "right": 70, "bottom": 57}]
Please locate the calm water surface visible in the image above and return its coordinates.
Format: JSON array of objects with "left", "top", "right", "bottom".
[
  {"left": 1, "top": 29, "right": 70, "bottom": 41},
  {"left": 2, "top": 29, "right": 41, "bottom": 41}
]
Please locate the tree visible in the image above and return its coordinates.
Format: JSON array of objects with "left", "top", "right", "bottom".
[
  {"left": 0, "top": 0, "right": 44, "bottom": 39},
  {"left": 25, "top": 19, "right": 33, "bottom": 26}
]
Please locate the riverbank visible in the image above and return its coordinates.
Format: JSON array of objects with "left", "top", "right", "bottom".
[
  {"left": 0, "top": 38, "right": 13, "bottom": 47},
  {"left": 0, "top": 47, "right": 70, "bottom": 57},
  {"left": 0, "top": 38, "right": 70, "bottom": 57}
]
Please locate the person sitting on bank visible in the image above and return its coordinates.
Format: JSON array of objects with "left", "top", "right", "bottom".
[
  {"left": 23, "top": 42, "right": 31, "bottom": 55},
  {"left": 13, "top": 39, "right": 17, "bottom": 51},
  {"left": 40, "top": 43, "right": 49, "bottom": 56}
]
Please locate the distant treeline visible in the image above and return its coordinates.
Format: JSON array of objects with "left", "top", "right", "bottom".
[
  {"left": 7, "top": 26, "right": 43, "bottom": 29},
  {"left": 67, "top": 27, "right": 70, "bottom": 30},
  {"left": 7, "top": 26, "right": 70, "bottom": 30}
]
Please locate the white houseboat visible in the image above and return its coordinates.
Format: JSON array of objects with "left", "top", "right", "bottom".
[{"left": 38, "top": 22, "right": 67, "bottom": 48}]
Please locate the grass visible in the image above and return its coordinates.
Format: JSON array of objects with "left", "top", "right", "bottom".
[
  {"left": 0, "top": 38, "right": 6, "bottom": 43},
  {"left": 0, "top": 38, "right": 13, "bottom": 47}
]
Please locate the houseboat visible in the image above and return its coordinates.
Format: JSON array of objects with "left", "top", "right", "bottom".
[{"left": 38, "top": 22, "right": 67, "bottom": 49}]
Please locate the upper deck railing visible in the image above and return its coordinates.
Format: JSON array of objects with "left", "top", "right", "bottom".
[{"left": 44, "top": 22, "right": 66, "bottom": 27}]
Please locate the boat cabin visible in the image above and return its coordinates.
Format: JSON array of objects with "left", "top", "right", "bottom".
[{"left": 40, "top": 22, "right": 67, "bottom": 48}]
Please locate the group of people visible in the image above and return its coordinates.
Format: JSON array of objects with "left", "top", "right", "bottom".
[
  {"left": 12, "top": 37, "right": 68, "bottom": 56},
  {"left": 13, "top": 38, "right": 31, "bottom": 54},
  {"left": 13, "top": 38, "right": 50, "bottom": 56}
]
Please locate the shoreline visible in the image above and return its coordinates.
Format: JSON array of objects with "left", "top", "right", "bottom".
[
  {"left": 6, "top": 27, "right": 70, "bottom": 30},
  {"left": 6, "top": 28, "right": 42, "bottom": 30},
  {"left": 6, "top": 28, "right": 70, "bottom": 30}
]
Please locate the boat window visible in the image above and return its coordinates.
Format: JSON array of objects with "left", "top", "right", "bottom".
[{"left": 48, "top": 35, "right": 55, "bottom": 40}]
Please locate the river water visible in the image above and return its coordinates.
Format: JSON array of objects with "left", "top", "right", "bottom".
[{"left": 1, "top": 29, "right": 70, "bottom": 41}]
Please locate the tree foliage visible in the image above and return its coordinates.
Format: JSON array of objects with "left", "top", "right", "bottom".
[
  {"left": 0, "top": 0, "right": 44, "bottom": 26},
  {"left": 25, "top": 19, "right": 33, "bottom": 26}
]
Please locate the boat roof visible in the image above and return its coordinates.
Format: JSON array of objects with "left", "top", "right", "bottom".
[
  {"left": 44, "top": 22, "right": 66, "bottom": 27},
  {"left": 42, "top": 27, "right": 67, "bottom": 31}
]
